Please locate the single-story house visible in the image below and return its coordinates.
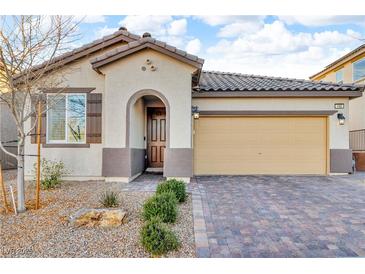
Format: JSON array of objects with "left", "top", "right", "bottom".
[{"left": 23, "top": 28, "right": 364, "bottom": 183}]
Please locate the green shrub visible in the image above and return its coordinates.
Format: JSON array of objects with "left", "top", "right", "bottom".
[
  {"left": 140, "top": 217, "right": 179, "bottom": 256},
  {"left": 156, "top": 179, "right": 187, "bottom": 203},
  {"left": 33, "top": 158, "right": 68, "bottom": 189},
  {"left": 142, "top": 192, "right": 178, "bottom": 223},
  {"left": 99, "top": 190, "right": 120, "bottom": 207}
]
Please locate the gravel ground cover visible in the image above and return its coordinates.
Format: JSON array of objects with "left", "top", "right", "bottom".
[{"left": 0, "top": 170, "right": 195, "bottom": 257}]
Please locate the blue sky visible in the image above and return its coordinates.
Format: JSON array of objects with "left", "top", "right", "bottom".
[{"left": 75, "top": 15, "right": 365, "bottom": 79}]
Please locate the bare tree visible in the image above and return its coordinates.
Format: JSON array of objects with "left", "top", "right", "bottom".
[{"left": 0, "top": 16, "right": 80, "bottom": 212}]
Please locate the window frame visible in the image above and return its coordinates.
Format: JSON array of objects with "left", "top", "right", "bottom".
[
  {"left": 335, "top": 68, "right": 344, "bottom": 83},
  {"left": 46, "top": 93, "right": 87, "bottom": 144},
  {"left": 352, "top": 57, "right": 365, "bottom": 82}
]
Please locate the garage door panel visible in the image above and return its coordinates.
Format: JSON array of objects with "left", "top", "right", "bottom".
[{"left": 193, "top": 116, "right": 327, "bottom": 175}]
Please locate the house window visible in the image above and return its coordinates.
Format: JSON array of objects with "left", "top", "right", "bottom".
[
  {"left": 353, "top": 57, "right": 365, "bottom": 81},
  {"left": 335, "top": 69, "right": 344, "bottom": 83},
  {"left": 47, "top": 94, "right": 86, "bottom": 144}
]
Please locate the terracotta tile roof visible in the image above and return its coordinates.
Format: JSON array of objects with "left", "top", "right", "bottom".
[
  {"left": 47, "top": 29, "right": 140, "bottom": 65},
  {"left": 195, "top": 70, "right": 364, "bottom": 92},
  {"left": 14, "top": 28, "right": 140, "bottom": 81},
  {"left": 90, "top": 36, "right": 204, "bottom": 70}
]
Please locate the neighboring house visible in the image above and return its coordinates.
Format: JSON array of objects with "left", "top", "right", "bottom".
[
  {"left": 310, "top": 44, "right": 365, "bottom": 170},
  {"left": 0, "top": 102, "right": 17, "bottom": 169},
  {"left": 22, "top": 28, "right": 363, "bottom": 182},
  {"left": 0, "top": 63, "right": 17, "bottom": 169}
]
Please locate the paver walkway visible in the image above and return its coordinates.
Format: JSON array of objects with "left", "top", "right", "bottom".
[
  {"left": 120, "top": 173, "right": 163, "bottom": 192},
  {"left": 120, "top": 173, "right": 199, "bottom": 192},
  {"left": 194, "top": 174, "right": 365, "bottom": 257}
]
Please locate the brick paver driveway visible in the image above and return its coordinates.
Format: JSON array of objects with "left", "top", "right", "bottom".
[{"left": 193, "top": 174, "right": 365, "bottom": 258}]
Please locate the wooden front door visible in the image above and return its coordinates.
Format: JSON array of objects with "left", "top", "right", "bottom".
[{"left": 147, "top": 108, "right": 166, "bottom": 168}]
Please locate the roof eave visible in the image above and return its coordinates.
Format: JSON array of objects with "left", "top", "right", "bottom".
[
  {"left": 91, "top": 41, "right": 204, "bottom": 71},
  {"left": 192, "top": 90, "right": 363, "bottom": 98},
  {"left": 13, "top": 31, "right": 140, "bottom": 84}
]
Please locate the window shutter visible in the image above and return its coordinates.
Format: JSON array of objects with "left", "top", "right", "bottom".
[
  {"left": 30, "top": 94, "right": 47, "bottom": 144},
  {"left": 86, "top": 93, "right": 102, "bottom": 144}
]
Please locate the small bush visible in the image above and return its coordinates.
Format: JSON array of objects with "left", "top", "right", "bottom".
[
  {"left": 33, "top": 158, "right": 68, "bottom": 189},
  {"left": 99, "top": 190, "right": 120, "bottom": 207},
  {"left": 142, "top": 192, "right": 177, "bottom": 223},
  {"left": 141, "top": 217, "right": 179, "bottom": 256},
  {"left": 156, "top": 179, "right": 187, "bottom": 203}
]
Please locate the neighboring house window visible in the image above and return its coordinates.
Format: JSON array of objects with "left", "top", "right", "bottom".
[
  {"left": 47, "top": 94, "right": 86, "bottom": 144},
  {"left": 353, "top": 57, "right": 365, "bottom": 81},
  {"left": 335, "top": 69, "right": 344, "bottom": 83}
]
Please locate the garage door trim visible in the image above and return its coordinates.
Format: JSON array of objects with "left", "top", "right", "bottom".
[{"left": 193, "top": 115, "right": 329, "bottom": 176}]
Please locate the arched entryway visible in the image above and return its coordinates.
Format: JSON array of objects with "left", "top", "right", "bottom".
[{"left": 126, "top": 89, "right": 170, "bottom": 173}]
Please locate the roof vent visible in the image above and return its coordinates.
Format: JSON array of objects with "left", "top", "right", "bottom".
[
  {"left": 119, "top": 26, "right": 127, "bottom": 31},
  {"left": 142, "top": 32, "right": 151, "bottom": 38}
]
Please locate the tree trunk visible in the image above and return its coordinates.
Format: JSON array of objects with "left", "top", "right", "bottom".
[{"left": 16, "top": 138, "right": 26, "bottom": 212}]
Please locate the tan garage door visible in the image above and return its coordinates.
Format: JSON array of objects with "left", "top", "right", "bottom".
[{"left": 193, "top": 116, "right": 328, "bottom": 175}]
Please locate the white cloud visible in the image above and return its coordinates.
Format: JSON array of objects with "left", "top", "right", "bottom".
[
  {"left": 95, "top": 26, "right": 118, "bottom": 38},
  {"left": 218, "top": 21, "right": 263, "bottom": 38},
  {"left": 208, "top": 21, "right": 359, "bottom": 56},
  {"left": 195, "top": 16, "right": 265, "bottom": 38},
  {"left": 311, "top": 29, "right": 359, "bottom": 46},
  {"left": 185, "top": 38, "right": 202, "bottom": 55},
  {"left": 204, "top": 20, "right": 361, "bottom": 78},
  {"left": 74, "top": 15, "right": 106, "bottom": 24},
  {"left": 204, "top": 46, "right": 352, "bottom": 79},
  {"left": 119, "top": 15, "right": 172, "bottom": 36},
  {"left": 162, "top": 36, "right": 186, "bottom": 48},
  {"left": 117, "top": 16, "right": 199, "bottom": 50},
  {"left": 168, "top": 18, "right": 187, "bottom": 36},
  {"left": 195, "top": 16, "right": 263, "bottom": 26},
  {"left": 95, "top": 16, "right": 187, "bottom": 42},
  {"left": 279, "top": 16, "right": 365, "bottom": 26},
  {"left": 194, "top": 16, "right": 240, "bottom": 26}
]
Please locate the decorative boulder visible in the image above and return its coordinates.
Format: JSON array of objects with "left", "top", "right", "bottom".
[
  {"left": 99, "top": 210, "right": 127, "bottom": 228},
  {"left": 70, "top": 208, "right": 127, "bottom": 228}
]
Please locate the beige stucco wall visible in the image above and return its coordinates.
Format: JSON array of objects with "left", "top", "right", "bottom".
[
  {"left": 321, "top": 73, "right": 336, "bottom": 83},
  {"left": 349, "top": 96, "right": 365, "bottom": 131},
  {"left": 130, "top": 98, "right": 145, "bottom": 148},
  {"left": 343, "top": 65, "right": 353, "bottom": 84},
  {"left": 24, "top": 46, "right": 123, "bottom": 178},
  {"left": 24, "top": 47, "right": 196, "bottom": 178},
  {"left": 322, "top": 65, "right": 357, "bottom": 84},
  {"left": 100, "top": 49, "right": 196, "bottom": 149},
  {"left": 193, "top": 97, "right": 350, "bottom": 149}
]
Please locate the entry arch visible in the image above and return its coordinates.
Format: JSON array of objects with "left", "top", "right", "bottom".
[{"left": 125, "top": 88, "right": 170, "bottom": 149}]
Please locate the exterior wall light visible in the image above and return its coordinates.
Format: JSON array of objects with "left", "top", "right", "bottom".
[
  {"left": 192, "top": 105, "right": 199, "bottom": 119},
  {"left": 337, "top": 113, "right": 345, "bottom": 125}
]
